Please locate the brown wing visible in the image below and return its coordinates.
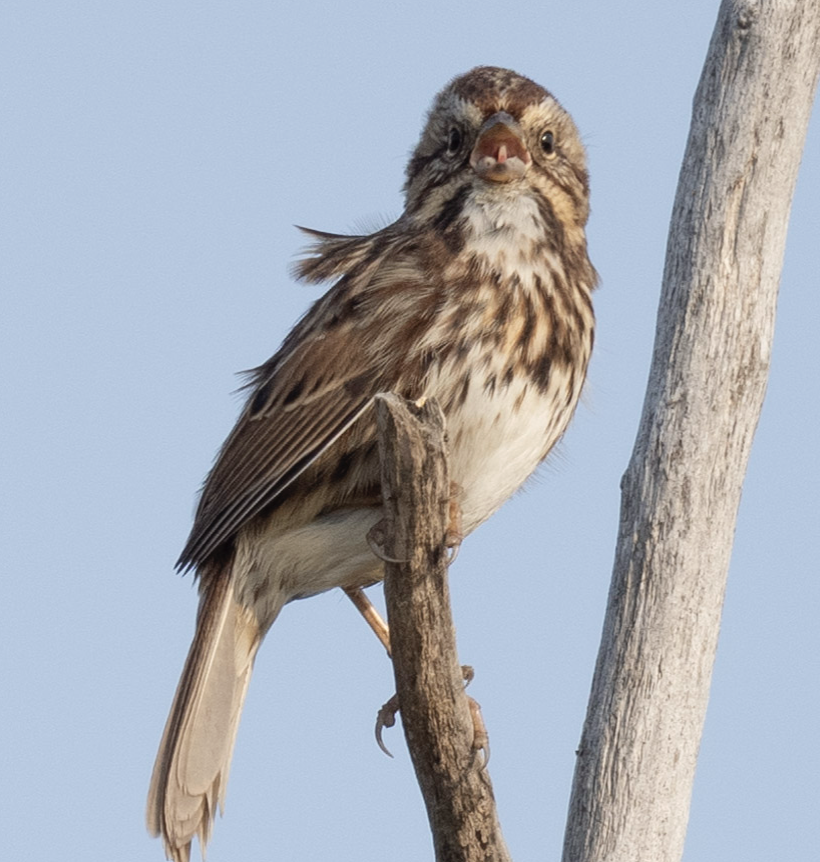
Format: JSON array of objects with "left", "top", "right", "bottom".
[
  {"left": 178, "top": 320, "right": 386, "bottom": 570},
  {"left": 177, "top": 231, "right": 440, "bottom": 571}
]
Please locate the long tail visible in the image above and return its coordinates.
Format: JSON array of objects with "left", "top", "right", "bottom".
[{"left": 147, "top": 568, "right": 261, "bottom": 862}]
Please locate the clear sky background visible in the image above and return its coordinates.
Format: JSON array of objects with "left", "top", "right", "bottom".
[{"left": 2, "top": 2, "right": 818, "bottom": 860}]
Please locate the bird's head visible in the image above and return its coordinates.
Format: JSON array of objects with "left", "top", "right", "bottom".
[{"left": 403, "top": 66, "right": 590, "bottom": 231}]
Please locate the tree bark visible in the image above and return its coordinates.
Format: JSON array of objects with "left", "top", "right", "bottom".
[
  {"left": 374, "top": 393, "right": 511, "bottom": 862},
  {"left": 562, "top": 3, "right": 820, "bottom": 861}
]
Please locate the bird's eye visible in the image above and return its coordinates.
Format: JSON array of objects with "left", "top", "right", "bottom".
[
  {"left": 446, "top": 127, "right": 463, "bottom": 153},
  {"left": 540, "top": 130, "right": 556, "bottom": 156}
]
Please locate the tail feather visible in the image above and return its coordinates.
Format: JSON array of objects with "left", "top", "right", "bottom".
[{"left": 147, "top": 571, "right": 261, "bottom": 862}]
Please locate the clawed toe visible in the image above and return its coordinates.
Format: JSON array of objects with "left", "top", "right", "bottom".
[
  {"left": 375, "top": 694, "right": 400, "bottom": 757},
  {"left": 366, "top": 521, "right": 408, "bottom": 564},
  {"left": 467, "top": 695, "right": 490, "bottom": 767},
  {"left": 446, "top": 484, "right": 464, "bottom": 564},
  {"left": 446, "top": 531, "right": 463, "bottom": 564},
  {"left": 372, "top": 668, "right": 489, "bottom": 766},
  {"left": 460, "top": 665, "right": 489, "bottom": 766}
]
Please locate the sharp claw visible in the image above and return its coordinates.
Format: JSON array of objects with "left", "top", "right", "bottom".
[
  {"left": 367, "top": 521, "right": 407, "bottom": 564},
  {"left": 446, "top": 484, "right": 464, "bottom": 565},
  {"left": 460, "top": 665, "right": 489, "bottom": 767},
  {"left": 375, "top": 694, "right": 400, "bottom": 757},
  {"left": 373, "top": 671, "right": 488, "bottom": 769},
  {"left": 468, "top": 696, "right": 490, "bottom": 768},
  {"left": 446, "top": 532, "right": 463, "bottom": 565}
]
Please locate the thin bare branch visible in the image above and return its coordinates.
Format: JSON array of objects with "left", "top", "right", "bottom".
[{"left": 374, "top": 393, "right": 511, "bottom": 862}]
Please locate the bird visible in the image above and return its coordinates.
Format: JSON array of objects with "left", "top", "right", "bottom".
[{"left": 147, "top": 65, "right": 596, "bottom": 862}]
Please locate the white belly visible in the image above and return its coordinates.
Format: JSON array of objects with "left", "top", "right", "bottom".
[{"left": 429, "top": 350, "right": 576, "bottom": 534}]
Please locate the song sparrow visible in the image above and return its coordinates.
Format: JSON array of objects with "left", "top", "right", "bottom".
[{"left": 148, "top": 66, "right": 596, "bottom": 861}]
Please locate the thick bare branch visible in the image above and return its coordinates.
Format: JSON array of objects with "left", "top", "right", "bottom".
[
  {"left": 374, "top": 393, "right": 511, "bottom": 862},
  {"left": 563, "top": 3, "right": 820, "bottom": 861}
]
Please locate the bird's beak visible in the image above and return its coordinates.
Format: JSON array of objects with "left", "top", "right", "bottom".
[{"left": 470, "top": 112, "right": 531, "bottom": 183}]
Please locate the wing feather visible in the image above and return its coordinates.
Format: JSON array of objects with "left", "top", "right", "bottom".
[{"left": 177, "top": 239, "right": 436, "bottom": 570}]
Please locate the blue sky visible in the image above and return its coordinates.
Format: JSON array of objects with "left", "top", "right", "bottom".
[{"left": 2, "top": 2, "right": 818, "bottom": 860}]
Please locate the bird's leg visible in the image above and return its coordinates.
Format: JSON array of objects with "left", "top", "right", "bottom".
[
  {"left": 343, "top": 586, "right": 392, "bottom": 655},
  {"left": 340, "top": 587, "right": 399, "bottom": 755},
  {"left": 345, "top": 516, "right": 486, "bottom": 765}
]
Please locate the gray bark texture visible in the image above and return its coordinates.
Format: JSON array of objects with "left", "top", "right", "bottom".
[
  {"left": 374, "top": 393, "right": 511, "bottom": 862},
  {"left": 562, "top": 2, "right": 820, "bottom": 861}
]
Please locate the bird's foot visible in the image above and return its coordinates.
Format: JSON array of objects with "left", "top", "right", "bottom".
[
  {"left": 374, "top": 665, "right": 489, "bottom": 766},
  {"left": 467, "top": 693, "right": 490, "bottom": 767},
  {"left": 446, "top": 483, "right": 464, "bottom": 564},
  {"left": 366, "top": 520, "right": 407, "bottom": 564},
  {"left": 460, "top": 665, "right": 489, "bottom": 766},
  {"left": 375, "top": 693, "right": 399, "bottom": 757}
]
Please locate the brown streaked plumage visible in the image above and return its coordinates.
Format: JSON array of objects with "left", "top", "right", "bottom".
[{"left": 148, "top": 66, "right": 596, "bottom": 862}]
